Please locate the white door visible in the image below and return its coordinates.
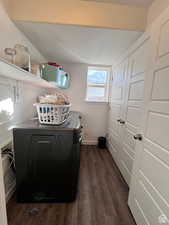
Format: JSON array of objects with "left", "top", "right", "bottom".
[
  {"left": 118, "top": 36, "right": 149, "bottom": 186},
  {"left": 108, "top": 60, "right": 128, "bottom": 167},
  {"left": 128, "top": 8, "right": 169, "bottom": 225}
]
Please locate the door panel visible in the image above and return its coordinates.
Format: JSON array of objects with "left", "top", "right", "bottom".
[
  {"left": 124, "top": 129, "right": 135, "bottom": 151},
  {"left": 118, "top": 39, "right": 149, "bottom": 186},
  {"left": 140, "top": 149, "right": 169, "bottom": 203},
  {"left": 146, "top": 112, "right": 169, "bottom": 150},
  {"left": 109, "top": 104, "right": 121, "bottom": 136},
  {"left": 108, "top": 60, "right": 128, "bottom": 167},
  {"left": 126, "top": 107, "right": 141, "bottom": 127},
  {"left": 128, "top": 81, "right": 144, "bottom": 100},
  {"left": 108, "top": 132, "right": 119, "bottom": 162},
  {"left": 130, "top": 42, "right": 148, "bottom": 77},
  {"left": 119, "top": 159, "right": 131, "bottom": 185},
  {"left": 129, "top": 8, "right": 169, "bottom": 225},
  {"left": 135, "top": 180, "right": 164, "bottom": 225},
  {"left": 123, "top": 143, "right": 135, "bottom": 158},
  {"left": 158, "top": 20, "right": 169, "bottom": 57},
  {"left": 144, "top": 139, "right": 169, "bottom": 167},
  {"left": 152, "top": 67, "right": 169, "bottom": 100},
  {"left": 110, "top": 104, "right": 121, "bottom": 118},
  {"left": 120, "top": 148, "right": 133, "bottom": 172},
  {"left": 111, "top": 87, "right": 123, "bottom": 100}
]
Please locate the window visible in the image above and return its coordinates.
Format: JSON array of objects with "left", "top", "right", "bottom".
[{"left": 86, "top": 66, "right": 110, "bottom": 102}]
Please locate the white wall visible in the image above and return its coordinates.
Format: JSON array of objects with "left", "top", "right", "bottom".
[
  {"left": 0, "top": 1, "right": 48, "bottom": 145},
  {"left": 58, "top": 63, "right": 109, "bottom": 144},
  {"left": 0, "top": 0, "right": 45, "bottom": 63},
  {"left": 147, "top": 0, "right": 169, "bottom": 27},
  {"left": 0, "top": 0, "right": 108, "bottom": 146}
]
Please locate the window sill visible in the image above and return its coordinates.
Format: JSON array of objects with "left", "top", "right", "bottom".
[{"left": 85, "top": 99, "right": 108, "bottom": 103}]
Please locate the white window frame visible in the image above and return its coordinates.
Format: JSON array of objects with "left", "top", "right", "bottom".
[{"left": 85, "top": 66, "right": 111, "bottom": 102}]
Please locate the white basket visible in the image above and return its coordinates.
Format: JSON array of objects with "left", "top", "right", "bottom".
[{"left": 35, "top": 103, "right": 71, "bottom": 125}]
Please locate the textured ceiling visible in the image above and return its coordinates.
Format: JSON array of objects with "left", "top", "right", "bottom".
[
  {"left": 15, "top": 21, "right": 142, "bottom": 65},
  {"left": 81, "top": 0, "right": 154, "bottom": 6}
]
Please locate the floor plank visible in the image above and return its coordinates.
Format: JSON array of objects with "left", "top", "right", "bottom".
[{"left": 7, "top": 146, "right": 136, "bottom": 225}]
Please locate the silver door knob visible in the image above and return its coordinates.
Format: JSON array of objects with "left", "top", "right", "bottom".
[
  {"left": 133, "top": 134, "right": 143, "bottom": 141},
  {"left": 119, "top": 120, "right": 125, "bottom": 124},
  {"left": 117, "top": 119, "right": 125, "bottom": 124}
]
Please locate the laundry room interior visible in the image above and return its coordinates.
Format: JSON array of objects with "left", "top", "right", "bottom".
[{"left": 0, "top": 0, "right": 169, "bottom": 225}]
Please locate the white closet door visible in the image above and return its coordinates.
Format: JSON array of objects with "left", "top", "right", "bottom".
[
  {"left": 119, "top": 37, "right": 149, "bottom": 186},
  {"left": 128, "top": 8, "right": 169, "bottom": 225},
  {"left": 108, "top": 60, "right": 128, "bottom": 167}
]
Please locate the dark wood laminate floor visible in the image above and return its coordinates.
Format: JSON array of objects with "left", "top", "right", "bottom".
[{"left": 7, "top": 145, "right": 136, "bottom": 225}]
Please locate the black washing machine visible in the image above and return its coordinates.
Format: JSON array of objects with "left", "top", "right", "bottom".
[{"left": 13, "top": 111, "right": 82, "bottom": 203}]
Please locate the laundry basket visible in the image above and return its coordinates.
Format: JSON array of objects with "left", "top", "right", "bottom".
[{"left": 35, "top": 103, "right": 71, "bottom": 125}]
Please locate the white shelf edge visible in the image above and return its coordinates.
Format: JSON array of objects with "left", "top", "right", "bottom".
[{"left": 0, "top": 58, "right": 57, "bottom": 89}]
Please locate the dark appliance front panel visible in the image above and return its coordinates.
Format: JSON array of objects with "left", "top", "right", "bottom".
[{"left": 13, "top": 129, "right": 80, "bottom": 202}]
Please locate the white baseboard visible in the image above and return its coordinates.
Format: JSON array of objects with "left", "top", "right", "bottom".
[{"left": 82, "top": 139, "right": 97, "bottom": 145}]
